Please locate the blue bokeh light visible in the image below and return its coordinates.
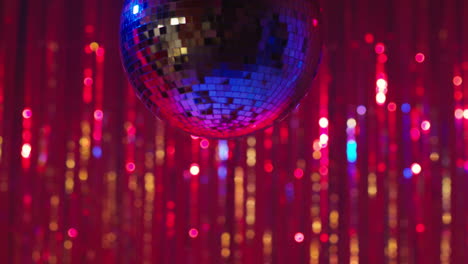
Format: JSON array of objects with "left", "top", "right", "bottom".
[
  {"left": 401, "top": 103, "right": 411, "bottom": 113},
  {"left": 347, "top": 140, "right": 357, "bottom": 163},
  {"left": 403, "top": 168, "right": 412, "bottom": 179},
  {"left": 92, "top": 146, "right": 102, "bottom": 158}
]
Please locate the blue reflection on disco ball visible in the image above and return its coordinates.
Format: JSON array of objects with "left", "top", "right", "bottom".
[{"left": 120, "top": 0, "right": 322, "bottom": 138}]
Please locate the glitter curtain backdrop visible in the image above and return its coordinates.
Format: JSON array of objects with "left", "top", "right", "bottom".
[{"left": 0, "top": 0, "right": 467, "bottom": 264}]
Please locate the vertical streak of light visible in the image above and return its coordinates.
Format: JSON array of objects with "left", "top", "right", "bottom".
[
  {"left": 263, "top": 127, "right": 273, "bottom": 264},
  {"left": 246, "top": 137, "right": 256, "bottom": 241},
  {"left": 440, "top": 171, "right": 451, "bottom": 264},
  {"left": 153, "top": 119, "right": 164, "bottom": 261},
  {"left": 221, "top": 232, "right": 231, "bottom": 259},
  {"left": 65, "top": 141, "right": 76, "bottom": 195},
  {"left": 263, "top": 231, "right": 272, "bottom": 262},
  {"left": 93, "top": 45, "right": 105, "bottom": 147},
  {"left": 217, "top": 140, "right": 229, "bottom": 260},
  {"left": 189, "top": 135, "right": 200, "bottom": 263},
  {"left": 143, "top": 171, "right": 155, "bottom": 263},
  {"left": 79, "top": 121, "right": 91, "bottom": 183},
  {"left": 0, "top": 32, "right": 4, "bottom": 165},
  {"left": 347, "top": 118, "right": 359, "bottom": 264},
  {"left": 234, "top": 166, "right": 244, "bottom": 263},
  {"left": 310, "top": 171, "right": 321, "bottom": 264},
  {"left": 387, "top": 106, "right": 398, "bottom": 264},
  {"left": 102, "top": 171, "right": 117, "bottom": 250},
  {"left": 21, "top": 109, "right": 33, "bottom": 170},
  {"left": 315, "top": 63, "right": 329, "bottom": 264}
]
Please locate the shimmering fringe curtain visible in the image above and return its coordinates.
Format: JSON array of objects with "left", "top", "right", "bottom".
[{"left": 0, "top": 0, "right": 467, "bottom": 263}]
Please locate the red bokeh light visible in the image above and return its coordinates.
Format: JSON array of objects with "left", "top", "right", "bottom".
[
  {"left": 84, "top": 77, "right": 93, "bottom": 86},
  {"left": 294, "top": 168, "right": 304, "bottom": 179},
  {"left": 68, "top": 228, "right": 78, "bottom": 238},
  {"left": 364, "top": 33, "right": 374, "bottom": 44},
  {"left": 96, "top": 48, "right": 105, "bottom": 57},
  {"left": 410, "top": 128, "right": 420, "bottom": 141},
  {"left": 415, "top": 53, "right": 425, "bottom": 63},
  {"left": 264, "top": 161, "right": 273, "bottom": 173},
  {"left": 377, "top": 54, "right": 388, "bottom": 63},
  {"left": 312, "top": 19, "right": 318, "bottom": 27},
  {"left": 200, "top": 139, "right": 209, "bottom": 149},
  {"left": 375, "top": 43, "right": 385, "bottom": 54},
  {"left": 416, "top": 224, "right": 425, "bottom": 233},
  {"left": 320, "top": 233, "right": 329, "bottom": 243}
]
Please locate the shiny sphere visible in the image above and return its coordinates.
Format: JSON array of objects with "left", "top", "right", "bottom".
[{"left": 120, "top": 0, "right": 322, "bottom": 138}]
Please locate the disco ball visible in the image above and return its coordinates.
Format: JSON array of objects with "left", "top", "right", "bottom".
[{"left": 120, "top": 0, "right": 322, "bottom": 138}]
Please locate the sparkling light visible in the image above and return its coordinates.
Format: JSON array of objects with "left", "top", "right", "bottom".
[
  {"left": 294, "top": 232, "right": 305, "bottom": 243},
  {"left": 411, "top": 163, "right": 422, "bottom": 175},
  {"left": 376, "top": 93, "right": 386, "bottom": 105},
  {"left": 132, "top": 5, "right": 139, "bottom": 14},
  {"left": 421, "top": 120, "right": 431, "bottom": 131},
  {"left": 318, "top": 117, "right": 329, "bottom": 128},
  {"left": 319, "top": 134, "right": 329, "bottom": 145},
  {"left": 21, "top": 144, "right": 32, "bottom": 158},
  {"left": 376, "top": 78, "right": 388, "bottom": 91},
  {"left": 190, "top": 163, "right": 200, "bottom": 176},
  {"left": 464, "top": 109, "right": 468, "bottom": 119},
  {"left": 170, "top": 17, "right": 179, "bottom": 25}
]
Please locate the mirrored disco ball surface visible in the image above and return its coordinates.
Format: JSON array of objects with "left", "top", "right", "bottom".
[{"left": 120, "top": 0, "right": 322, "bottom": 138}]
